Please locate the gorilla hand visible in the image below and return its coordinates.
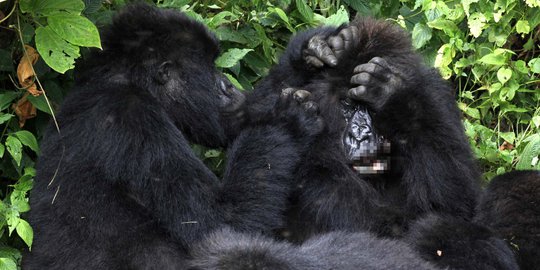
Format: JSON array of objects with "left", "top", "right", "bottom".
[
  {"left": 276, "top": 88, "right": 324, "bottom": 139},
  {"left": 303, "top": 25, "right": 359, "bottom": 68},
  {"left": 348, "top": 57, "right": 405, "bottom": 111}
]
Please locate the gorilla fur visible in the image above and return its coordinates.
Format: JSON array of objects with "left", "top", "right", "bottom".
[
  {"left": 249, "top": 17, "right": 481, "bottom": 239},
  {"left": 23, "top": 4, "right": 324, "bottom": 269},
  {"left": 476, "top": 170, "right": 540, "bottom": 270},
  {"left": 405, "top": 214, "right": 519, "bottom": 270},
  {"left": 190, "top": 228, "right": 439, "bottom": 270}
]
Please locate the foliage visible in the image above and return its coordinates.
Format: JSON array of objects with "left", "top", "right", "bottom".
[{"left": 0, "top": 0, "right": 538, "bottom": 268}]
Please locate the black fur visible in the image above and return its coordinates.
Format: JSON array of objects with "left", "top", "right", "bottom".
[
  {"left": 23, "top": 4, "right": 322, "bottom": 269},
  {"left": 476, "top": 170, "right": 540, "bottom": 270},
  {"left": 248, "top": 17, "right": 481, "bottom": 240},
  {"left": 405, "top": 214, "right": 519, "bottom": 269},
  {"left": 190, "top": 228, "right": 439, "bottom": 270}
]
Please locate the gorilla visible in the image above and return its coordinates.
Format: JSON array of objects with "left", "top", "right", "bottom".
[
  {"left": 23, "top": 4, "right": 324, "bottom": 269},
  {"left": 476, "top": 170, "right": 540, "bottom": 270},
  {"left": 248, "top": 17, "right": 481, "bottom": 239},
  {"left": 404, "top": 214, "right": 519, "bottom": 270},
  {"left": 190, "top": 227, "right": 438, "bottom": 270}
]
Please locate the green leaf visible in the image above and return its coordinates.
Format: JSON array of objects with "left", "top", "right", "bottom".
[
  {"left": 35, "top": 26, "right": 80, "bottom": 73},
  {"left": 0, "top": 113, "right": 13, "bottom": 125},
  {"left": 0, "top": 258, "right": 17, "bottom": 270},
  {"left": 517, "top": 134, "right": 540, "bottom": 169},
  {"left": 20, "top": 0, "right": 85, "bottom": 16},
  {"left": 83, "top": 0, "right": 102, "bottom": 14},
  {"left": 528, "top": 58, "right": 540, "bottom": 73},
  {"left": 516, "top": 20, "right": 531, "bottom": 34},
  {"left": 467, "top": 13, "right": 486, "bottom": 38},
  {"left": 496, "top": 67, "right": 512, "bottom": 84},
  {"left": 478, "top": 53, "right": 506, "bottom": 66},
  {"left": 16, "top": 219, "right": 33, "bottom": 249},
  {"left": 48, "top": 13, "right": 101, "bottom": 48},
  {"left": 500, "top": 131, "right": 515, "bottom": 143},
  {"left": 5, "top": 136, "right": 22, "bottom": 167},
  {"left": 0, "top": 145, "right": 4, "bottom": 158},
  {"left": 204, "top": 149, "right": 221, "bottom": 158},
  {"left": 325, "top": 6, "right": 349, "bottom": 26},
  {"left": 27, "top": 95, "right": 53, "bottom": 115},
  {"left": 514, "top": 60, "right": 529, "bottom": 73},
  {"left": 223, "top": 73, "right": 244, "bottom": 91},
  {"left": 215, "top": 48, "right": 253, "bottom": 68},
  {"left": 295, "top": 0, "right": 314, "bottom": 22},
  {"left": 0, "top": 92, "right": 19, "bottom": 111},
  {"left": 411, "top": 23, "right": 432, "bottom": 49},
  {"left": 14, "top": 131, "right": 39, "bottom": 154},
  {"left": 532, "top": 116, "right": 540, "bottom": 128}
]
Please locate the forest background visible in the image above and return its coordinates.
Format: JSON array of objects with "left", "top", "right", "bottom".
[{"left": 0, "top": 0, "right": 538, "bottom": 268}]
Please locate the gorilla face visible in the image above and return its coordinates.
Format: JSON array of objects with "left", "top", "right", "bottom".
[{"left": 341, "top": 99, "right": 390, "bottom": 174}]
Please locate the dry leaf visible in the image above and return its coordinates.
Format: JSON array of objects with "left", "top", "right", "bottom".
[
  {"left": 499, "top": 141, "right": 514, "bottom": 151},
  {"left": 12, "top": 93, "right": 37, "bottom": 127},
  {"left": 17, "top": 45, "right": 42, "bottom": 96}
]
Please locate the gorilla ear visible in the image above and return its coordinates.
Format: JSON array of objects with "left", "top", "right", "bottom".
[{"left": 155, "top": 61, "right": 173, "bottom": 85}]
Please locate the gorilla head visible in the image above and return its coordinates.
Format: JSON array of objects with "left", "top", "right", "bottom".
[{"left": 77, "top": 4, "right": 245, "bottom": 147}]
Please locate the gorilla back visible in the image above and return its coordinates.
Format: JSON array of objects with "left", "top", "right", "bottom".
[{"left": 23, "top": 4, "right": 322, "bottom": 269}]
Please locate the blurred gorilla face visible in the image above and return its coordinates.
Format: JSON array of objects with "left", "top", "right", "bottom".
[{"left": 341, "top": 100, "right": 390, "bottom": 174}]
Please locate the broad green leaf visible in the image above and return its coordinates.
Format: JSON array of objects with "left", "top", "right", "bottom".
[
  {"left": 528, "top": 58, "right": 540, "bottom": 73},
  {"left": 467, "top": 13, "right": 486, "bottom": 38},
  {"left": 325, "top": 6, "right": 349, "bottom": 26},
  {"left": 496, "top": 67, "right": 512, "bottom": 84},
  {"left": 517, "top": 134, "right": 540, "bottom": 169},
  {"left": 20, "top": 0, "right": 84, "bottom": 16},
  {"left": 0, "top": 113, "right": 13, "bottom": 125},
  {"left": 83, "top": 0, "right": 102, "bottom": 14},
  {"left": 500, "top": 132, "right": 515, "bottom": 144},
  {"left": 514, "top": 60, "right": 529, "bottom": 73},
  {"left": 411, "top": 23, "right": 432, "bottom": 49},
  {"left": 533, "top": 116, "right": 540, "bottom": 128},
  {"left": 0, "top": 144, "right": 4, "bottom": 158},
  {"left": 6, "top": 136, "right": 22, "bottom": 166},
  {"left": 16, "top": 219, "right": 33, "bottom": 248},
  {"left": 0, "top": 258, "right": 17, "bottom": 270},
  {"left": 461, "top": 0, "right": 479, "bottom": 16},
  {"left": 295, "top": 0, "right": 314, "bottom": 22},
  {"left": 0, "top": 92, "right": 19, "bottom": 111},
  {"left": 11, "top": 191, "right": 30, "bottom": 213},
  {"left": 27, "top": 95, "right": 53, "bottom": 115},
  {"left": 525, "top": 0, "right": 540, "bottom": 8},
  {"left": 5, "top": 209, "right": 19, "bottom": 235},
  {"left": 205, "top": 11, "right": 238, "bottom": 29},
  {"left": 48, "top": 14, "right": 101, "bottom": 48},
  {"left": 215, "top": 48, "right": 253, "bottom": 68},
  {"left": 35, "top": 26, "right": 80, "bottom": 73},
  {"left": 14, "top": 130, "right": 39, "bottom": 154},
  {"left": 478, "top": 53, "right": 506, "bottom": 66},
  {"left": 516, "top": 20, "right": 531, "bottom": 34}
]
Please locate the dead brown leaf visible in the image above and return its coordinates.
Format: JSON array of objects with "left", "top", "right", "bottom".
[
  {"left": 17, "top": 45, "right": 42, "bottom": 96},
  {"left": 499, "top": 141, "right": 514, "bottom": 151},
  {"left": 12, "top": 93, "right": 37, "bottom": 127}
]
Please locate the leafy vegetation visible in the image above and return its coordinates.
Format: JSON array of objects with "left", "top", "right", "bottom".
[{"left": 0, "top": 0, "right": 538, "bottom": 268}]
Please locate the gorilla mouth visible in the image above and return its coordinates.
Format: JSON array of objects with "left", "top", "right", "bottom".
[{"left": 351, "top": 157, "right": 389, "bottom": 174}]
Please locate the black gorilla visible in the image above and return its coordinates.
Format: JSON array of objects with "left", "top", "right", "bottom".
[
  {"left": 404, "top": 214, "right": 519, "bottom": 270},
  {"left": 476, "top": 170, "right": 540, "bottom": 270},
  {"left": 23, "top": 4, "right": 324, "bottom": 269},
  {"left": 190, "top": 228, "right": 439, "bottom": 270},
  {"left": 248, "top": 17, "right": 481, "bottom": 239}
]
